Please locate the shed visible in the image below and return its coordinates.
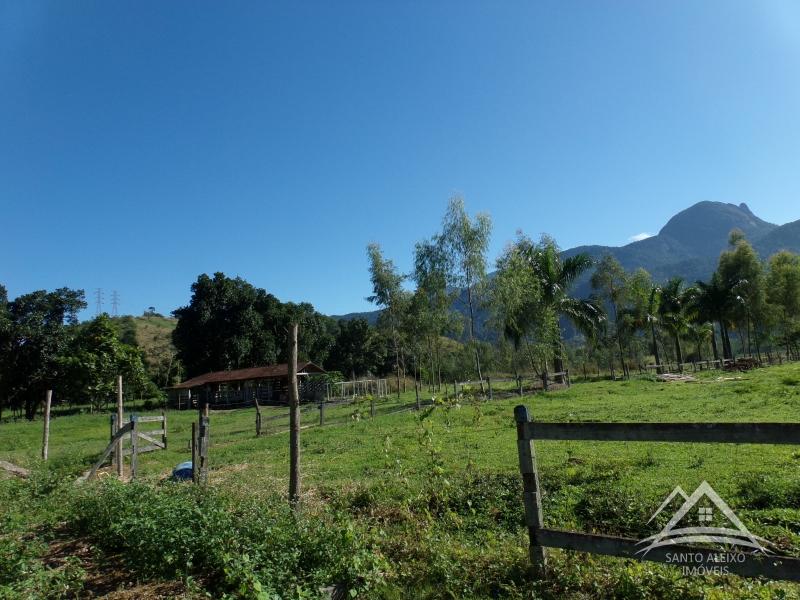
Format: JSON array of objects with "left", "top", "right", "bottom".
[{"left": 168, "top": 361, "right": 326, "bottom": 409}]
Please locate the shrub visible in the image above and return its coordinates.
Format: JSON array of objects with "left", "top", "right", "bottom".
[{"left": 68, "top": 480, "right": 388, "bottom": 598}]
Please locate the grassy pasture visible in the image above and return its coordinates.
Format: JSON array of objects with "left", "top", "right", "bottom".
[{"left": 2, "top": 365, "right": 800, "bottom": 598}]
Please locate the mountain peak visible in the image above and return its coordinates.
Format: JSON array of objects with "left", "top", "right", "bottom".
[{"left": 657, "top": 201, "right": 776, "bottom": 256}]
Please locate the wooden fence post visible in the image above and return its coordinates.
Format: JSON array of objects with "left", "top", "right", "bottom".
[
  {"left": 129, "top": 415, "right": 138, "bottom": 480},
  {"left": 255, "top": 399, "right": 262, "bottom": 437},
  {"left": 288, "top": 323, "right": 300, "bottom": 507},
  {"left": 319, "top": 401, "right": 325, "bottom": 425},
  {"left": 517, "top": 375, "right": 523, "bottom": 397},
  {"left": 198, "top": 404, "right": 209, "bottom": 484},
  {"left": 487, "top": 377, "right": 493, "bottom": 401},
  {"left": 514, "top": 405, "right": 547, "bottom": 572},
  {"left": 116, "top": 375, "right": 124, "bottom": 477},
  {"left": 542, "top": 371, "right": 549, "bottom": 392},
  {"left": 41, "top": 390, "right": 52, "bottom": 461},
  {"left": 161, "top": 410, "right": 168, "bottom": 450},
  {"left": 191, "top": 422, "right": 197, "bottom": 483}
]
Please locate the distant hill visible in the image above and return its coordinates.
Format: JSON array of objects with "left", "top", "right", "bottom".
[
  {"left": 113, "top": 314, "right": 181, "bottom": 386},
  {"left": 329, "top": 310, "right": 380, "bottom": 325},
  {"left": 753, "top": 218, "right": 800, "bottom": 257},
  {"left": 334, "top": 201, "right": 800, "bottom": 339}
]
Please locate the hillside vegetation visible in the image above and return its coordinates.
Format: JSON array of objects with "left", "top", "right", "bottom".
[
  {"left": 114, "top": 314, "right": 181, "bottom": 387},
  {"left": 2, "top": 365, "right": 799, "bottom": 598}
]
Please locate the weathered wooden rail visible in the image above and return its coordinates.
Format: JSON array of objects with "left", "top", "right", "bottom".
[
  {"left": 192, "top": 404, "right": 210, "bottom": 484},
  {"left": 82, "top": 413, "right": 167, "bottom": 481},
  {"left": 514, "top": 405, "right": 800, "bottom": 582}
]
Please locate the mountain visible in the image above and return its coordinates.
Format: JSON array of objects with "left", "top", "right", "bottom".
[
  {"left": 753, "top": 218, "right": 800, "bottom": 257},
  {"left": 563, "top": 201, "right": 781, "bottom": 299},
  {"left": 333, "top": 201, "right": 800, "bottom": 338}
]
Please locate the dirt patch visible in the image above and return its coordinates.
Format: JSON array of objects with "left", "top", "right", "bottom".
[{"left": 43, "top": 534, "right": 193, "bottom": 598}]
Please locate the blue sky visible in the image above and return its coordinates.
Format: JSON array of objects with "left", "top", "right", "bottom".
[{"left": 2, "top": 1, "right": 800, "bottom": 318}]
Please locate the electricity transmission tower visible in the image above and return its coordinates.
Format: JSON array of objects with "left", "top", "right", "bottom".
[
  {"left": 94, "top": 288, "right": 104, "bottom": 316},
  {"left": 111, "top": 290, "right": 120, "bottom": 316}
]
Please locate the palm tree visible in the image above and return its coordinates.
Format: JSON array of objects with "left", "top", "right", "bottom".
[
  {"left": 617, "top": 279, "right": 662, "bottom": 369},
  {"left": 694, "top": 274, "right": 734, "bottom": 360},
  {"left": 647, "top": 285, "right": 662, "bottom": 368},
  {"left": 532, "top": 241, "right": 605, "bottom": 373},
  {"left": 687, "top": 322, "right": 714, "bottom": 362},
  {"left": 658, "top": 277, "right": 695, "bottom": 368}
]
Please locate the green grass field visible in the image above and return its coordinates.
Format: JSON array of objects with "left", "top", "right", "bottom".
[{"left": 2, "top": 365, "right": 799, "bottom": 598}]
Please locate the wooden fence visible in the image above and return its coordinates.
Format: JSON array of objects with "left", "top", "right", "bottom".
[
  {"left": 513, "top": 405, "right": 800, "bottom": 582},
  {"left": 83, "top": 413, "right": 167, "bottom": 481},
  {"left": 191, "top": 405, "right": 210, "bottom": 484}
]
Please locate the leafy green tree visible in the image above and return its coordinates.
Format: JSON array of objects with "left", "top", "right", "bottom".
[
  {"left": 591, "top": 255, "right": 629, "bottom": 376},
  {"left": 717, "top": 233, "right": 767, "bottom": 358},
  {"left": 765, "top": 250, "right": 800, "bottom": 359},
  {"left": 491, "top": 234, "right": 552, "bottom": 373},
  {"left": 173, "top": 273, "right": 281, "bottom": 377},
  {"left": 366, "top": 243, "right": 408, "bottom": 396},
  {"left": 173, "top": 273, "right": 332, "bottom": 378},
  {"left": 281, "top": 302, "right": 336, "bottom": 366},
  {"left": 439, "top": 196, "right": 492, "bottom": 383},
  {"left": 0, "top": 287, "right": 86, "bottom": 419},
  {"left": 57, "top": 314, "right": 150, "bottom": 411},
  {"left": 327, "top": 319, "right": 384, "bottom": 379},
  {"left": 615, "top": 268, "right": 658, "bottom": 366},
  {"left": 412, "top": 237, "right": 456, "bottom": 389}
]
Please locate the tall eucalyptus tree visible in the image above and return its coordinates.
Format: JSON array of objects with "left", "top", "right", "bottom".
[{"left": 439, "top": 197, "right": 492, "bottom": 384}]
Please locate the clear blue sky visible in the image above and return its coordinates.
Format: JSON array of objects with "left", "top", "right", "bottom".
[{"left": 2, "top": 1, "right": 800, "bottom": 318}]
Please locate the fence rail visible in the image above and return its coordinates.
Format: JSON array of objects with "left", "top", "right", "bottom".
[
  {"left": 513, "top": 405, "right": 800, "bottom": 582},
  {"left": 520, "top": 421, "right": 800, "bottom": 445},
  {"left": 81, "top": 413, "right": 167, "bottom": 481}
]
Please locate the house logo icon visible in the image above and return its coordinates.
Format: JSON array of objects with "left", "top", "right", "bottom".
[{"left": 636, "top": 481, "right": 771, "bottom": 556}]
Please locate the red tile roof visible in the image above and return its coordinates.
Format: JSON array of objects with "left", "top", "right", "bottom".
[{"left": 170, "top": 362, "right": 325, "bottom": 389}]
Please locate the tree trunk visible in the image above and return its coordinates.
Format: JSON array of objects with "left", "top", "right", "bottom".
[
  {"left": 711, "top": 324, "right": 720, "bottom": 361},
  {"left": 674, "top": 334, "right": 683, "bottom": 366},
  {"left": 650, "top": 322, "right": 661, "bottom": 369},
  {"left": 288, "top": 323, "right": 300, "bottom": 507},
  {"left": 466, "top": 284, "right": 484, "bottom": 391},
  {"left": 553, "top": 337, "right": 564, "bottom": 374},
  {"left": 25, "top": 395, "right": 37, "bottom": 421},
  {"left": 720, "top": 318, "right": 732, "bottom": 359},
  {"left": 414, "top": 358, "right": 420, "bottom": 409}
]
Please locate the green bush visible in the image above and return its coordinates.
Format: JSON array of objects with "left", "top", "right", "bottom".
[{"left": 69, "top": 480, "right": 388, "bottom": 598}]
